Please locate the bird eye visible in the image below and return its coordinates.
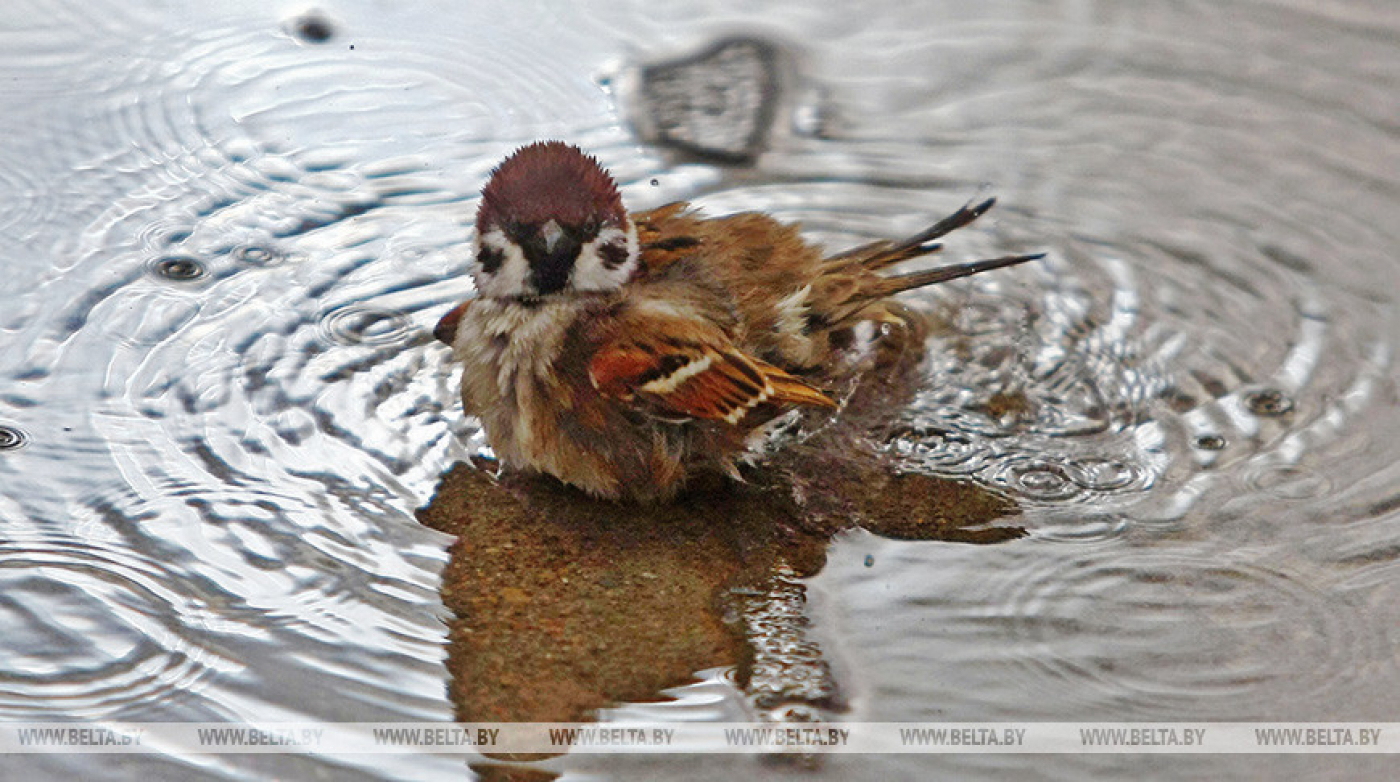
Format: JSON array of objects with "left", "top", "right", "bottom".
[
  {"left": 477, "top": 245, "right": 505, "bottom": 274},
  {"left": 570, "top": 220, "right": 602, "bottom": 241}
]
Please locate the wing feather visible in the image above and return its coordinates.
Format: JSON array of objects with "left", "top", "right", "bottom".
[
  {"left": 434, "top": 299, "right": 472, "bottom": 346},
  {"left": 588, "top": 318, "right": 835, "bottom": 424}
]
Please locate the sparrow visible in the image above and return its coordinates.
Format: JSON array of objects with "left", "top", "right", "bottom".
[{"left": 435, "top": 141, "right": 1040, "bottom": 502}]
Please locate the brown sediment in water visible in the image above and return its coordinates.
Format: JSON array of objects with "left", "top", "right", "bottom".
[
  {"left": 980, "top": 388, "right": 1033, "bottom": 420},
  {"left": 418, "top": 462, "right": 794, "bottom": 726},
  {"left": 416, "top": 447, "right": 1021, "bottom": 731}
]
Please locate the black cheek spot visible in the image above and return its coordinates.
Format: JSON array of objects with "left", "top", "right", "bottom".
[
  {"left": 598, "top": 240, "right": 631, "bottom": 270},
  {"left": 477, "top": 245, "right": 505, "bottom": 274}
]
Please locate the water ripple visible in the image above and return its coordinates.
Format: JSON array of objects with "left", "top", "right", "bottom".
[
  {"left": 317, "top": 305, "right": 413, "bottom": 348},
  {"left": 984, "top": 551, "right": 1384, "bottom": 719},
  {"left": 0, "top": 538, "right": 220, "bottom": 719},
  {"left": 0, "top": 423, "right": 30, "bottom": 451}
]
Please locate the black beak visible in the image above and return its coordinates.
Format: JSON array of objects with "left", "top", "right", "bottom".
[{"left": 527, "top": 237, "right": 581, "bottom": 295}]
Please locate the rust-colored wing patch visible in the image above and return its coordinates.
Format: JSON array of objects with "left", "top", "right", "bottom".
[
  {"left": 589, "top": 327, "right": 835, "bottom": 425},
  {"left": 434, "top": 300, "right": 472, "bottom": 346},
  {"left": 634, "top": 202, "right": 706, "bottom": 275}
]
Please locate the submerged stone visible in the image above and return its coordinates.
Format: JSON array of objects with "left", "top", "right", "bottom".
[{"left": 624, "top": 37, "right": 785, "bottom": 163}]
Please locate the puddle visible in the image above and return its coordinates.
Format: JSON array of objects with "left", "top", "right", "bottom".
[{"left": 1, "top": 1, "right": 1397, "bottom": 780}]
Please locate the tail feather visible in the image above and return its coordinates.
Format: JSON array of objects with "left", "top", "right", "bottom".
[
  {"left": 825, "top": 197, "right": 998, "bottom": 272},
  {"left": 872, "top": 252, "right": 1045, "bottom": 297},
  {"left": 804, "top": 251, "right": 1044, "bottom": 336}
]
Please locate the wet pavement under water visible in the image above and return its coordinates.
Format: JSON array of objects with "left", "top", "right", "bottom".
[{"left": 1, "top": 1, "right": 1398, "bottom": 780}]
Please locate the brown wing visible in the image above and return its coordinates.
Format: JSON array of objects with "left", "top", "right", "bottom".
[
  {"left": 434, "top": 299, "right": 472, "bottom": 345},
  {"left": 633, "top": 202, "right": 706, "bottom": 276},
  {"left": 588, "top": 312, "right": 835, "bottom": 425}
]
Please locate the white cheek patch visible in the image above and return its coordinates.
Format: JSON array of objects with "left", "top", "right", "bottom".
[
  {"left": 474, "top": 229, "right": 533, "bottom": 298},
  {"left": 571, "top": 224, "right": 639, "bottom": 292}
]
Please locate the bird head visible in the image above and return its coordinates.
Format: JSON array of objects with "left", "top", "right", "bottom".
[{"left": 472, "top": 141, "right": 639, "bottom": 299}]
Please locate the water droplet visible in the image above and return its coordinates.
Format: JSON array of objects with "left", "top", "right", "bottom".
[
  {"left": 1194, "top": 434, "right": 1227, "bottom": 451},
  {"left": 319, "top": 306, "right": 410, "bottom": 346},
  {"left": 996, "top": 459, "right": 1083, "bottom": 502},
  {"left": 863, "top": 554, "right": 874, "bottom": 568},
  {"left": 1245, "top": 388, "right": 1294, "bottom": 416},
  {"left": 150, "top": 256, "right": 206, "bottom": 282},
  {"left": 1068, "top": 457, "right": 1141, "bottom": 492},
  {"left": 885, "top": 423, "right": 990, "bottom": 474},
  {"left": 0, "top": 424, "right": 28, "bottom": 450},
  {"left": 791, "top": 99, "right": 829, "bottom": 138},
  {"left": 1019, "top": 465, "right": 1070, "bottom": 492},
  {"left": 233, "top": 245, "right": 283, "bottom": 267},
  {"left": 650, "top": 178, "right": 660, "bottom": 186}
]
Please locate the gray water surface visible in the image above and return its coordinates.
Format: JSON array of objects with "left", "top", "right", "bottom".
[{"left": 1, "top": 1, "right": 1397, "bottom": 780}]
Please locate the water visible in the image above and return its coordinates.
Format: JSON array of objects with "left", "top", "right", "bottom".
[{"left": 1, "top": 0, "right": 1397, "bottom": 779}]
